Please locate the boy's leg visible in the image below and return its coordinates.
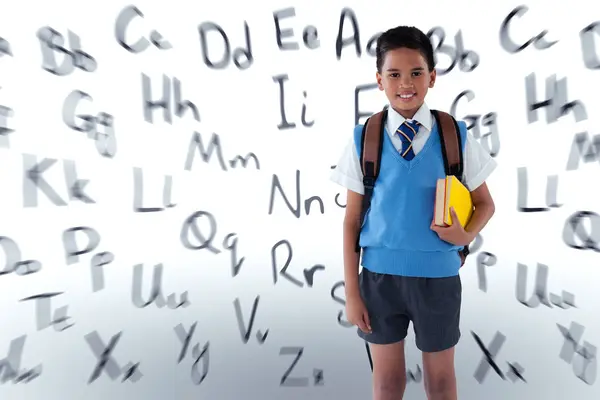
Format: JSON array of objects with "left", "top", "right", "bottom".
[
  {"left": 409, "top": 275, "right": 462, "bottom": 400},
  {"left": 358, "top": 268, "right": 411, "bottom": 399},
  {"left": 368, "top": 341, "right": 407, "bottom": 400},
  {"left": 422, "top": 347, "right": 456, "bottom": 400}
]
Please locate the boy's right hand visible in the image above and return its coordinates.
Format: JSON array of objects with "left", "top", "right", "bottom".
[{"left": 346, "top": 294, "right": 372, "bottom": 334}]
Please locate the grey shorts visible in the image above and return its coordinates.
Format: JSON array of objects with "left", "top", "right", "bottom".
[{"left": 357, "top": 267, "right": 462, "bottom": 353}]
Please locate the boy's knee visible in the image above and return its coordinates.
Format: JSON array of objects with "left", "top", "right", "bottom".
[
  {"left": 374, "top": 372, "right": 407, "bottom": 397},
  {"left": 424, "top": 373, "right": 455, "bottom": 398}
]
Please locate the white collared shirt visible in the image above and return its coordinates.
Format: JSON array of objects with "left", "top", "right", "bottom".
[{"left": 330, "top": 102, "right": 497, "bottom": 194}]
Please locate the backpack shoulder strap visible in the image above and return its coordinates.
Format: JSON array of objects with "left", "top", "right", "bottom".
[
  {"left": 360, "top": 108, "right": 387, "bottom": 184},
  {"left": 431, "top": 110, "right": 464, "bottom": 179},
  {"left": 432, "top": 109, "right": 471, "bottom": 264},
  {"left": 355, "top": 107, "right": 387, "bottom": 252}
]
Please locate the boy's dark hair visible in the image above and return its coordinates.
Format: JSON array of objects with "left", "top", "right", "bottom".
[{"left": 375, "top": 26, "right": 435, "bottom": 73}]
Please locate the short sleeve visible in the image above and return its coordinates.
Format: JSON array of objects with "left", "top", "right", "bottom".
[
  {"left": 330, "top": 136, "right": 365, "bottom": 195},
  {"left": 462, "top": 130, "right": 497, "bottom": 191}
]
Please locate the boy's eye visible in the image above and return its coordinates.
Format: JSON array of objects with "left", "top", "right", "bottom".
[{"left": 388, "top": 71, "right": 422, "bottom": 78}]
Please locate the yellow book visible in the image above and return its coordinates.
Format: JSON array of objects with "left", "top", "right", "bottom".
[{"left": 434, "top": 176, "right": 473, "bottom": 227}]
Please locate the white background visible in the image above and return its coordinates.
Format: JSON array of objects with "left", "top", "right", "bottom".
[{"left": 0, "top": 0, "right": 599, "bottom": 398}]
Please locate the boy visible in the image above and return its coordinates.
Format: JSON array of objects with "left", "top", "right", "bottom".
[{"left": 330, "top": 26, "right": 497, "bottom": 400}]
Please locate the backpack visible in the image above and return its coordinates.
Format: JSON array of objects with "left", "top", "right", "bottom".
[
  {"left": 357, "top": 106, "right": 470, "bottom": 371},
  {"left": 355, "top": 105, "right": 470, "bottom": 263}
]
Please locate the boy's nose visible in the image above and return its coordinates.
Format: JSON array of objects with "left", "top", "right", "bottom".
[{"left": 399, "top": 77, "right": 413, "bottom": 86}]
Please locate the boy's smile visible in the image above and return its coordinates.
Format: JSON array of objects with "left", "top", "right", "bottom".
[
  {"left": 376, "top": 47, "right": 436, "bottom": 119},
  {"left": 398, "top": 91, "right": 417, "bottom": 102}
]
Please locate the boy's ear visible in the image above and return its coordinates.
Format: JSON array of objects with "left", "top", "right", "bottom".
[
  {"left": 376, "top": 72, "right": 384, "bottom": 90},
  {"left": 429, "top": 69, "right": 436, "bottom": 88}
]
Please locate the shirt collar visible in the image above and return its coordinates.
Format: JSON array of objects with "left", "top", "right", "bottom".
[{"left": 386, "top": 102, "right": 432, "bottom": 134}]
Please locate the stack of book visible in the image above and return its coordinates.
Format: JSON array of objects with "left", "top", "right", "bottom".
[{"left": 434, "top": 175, "right": 473, "bottom": 227}]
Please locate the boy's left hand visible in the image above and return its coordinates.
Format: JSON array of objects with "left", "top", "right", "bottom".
[{"left": 431, "top": 207, "right": 474, "bottom": 246}]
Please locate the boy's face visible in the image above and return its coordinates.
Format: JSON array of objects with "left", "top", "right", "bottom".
[{"left": 376, "top": 47, "right": 436, "bottom": 118}]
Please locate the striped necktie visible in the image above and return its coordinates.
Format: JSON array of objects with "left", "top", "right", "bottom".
[{"left": 396, "top": 120, "right": 420, "bottom": 160}]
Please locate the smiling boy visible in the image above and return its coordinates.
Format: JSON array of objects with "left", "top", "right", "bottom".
[{"left": 330, "top": 26, "right": 497, "bottom": 400}]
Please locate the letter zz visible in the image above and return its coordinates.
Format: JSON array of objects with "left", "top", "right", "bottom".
[{"left": 280, "top": 347, "right": 308, "bottom": 386}]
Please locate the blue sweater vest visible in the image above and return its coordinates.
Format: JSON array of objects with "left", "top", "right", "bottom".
[{"left": 354, "top": 118, "right": 468, "bottom": 278}]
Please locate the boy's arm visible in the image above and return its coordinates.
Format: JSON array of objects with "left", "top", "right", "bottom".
[
  {"left": 343, "top": 189, "right": 363, "bottom": 299},
  {"left": 465, "top": 181, "right": 495, "bottom": 239},
  {"left": 330, "top": 130, "right": 365, "bottom": 298},
  {"left": 431, "top": 136, "right": 496, "bottom": 245}
]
